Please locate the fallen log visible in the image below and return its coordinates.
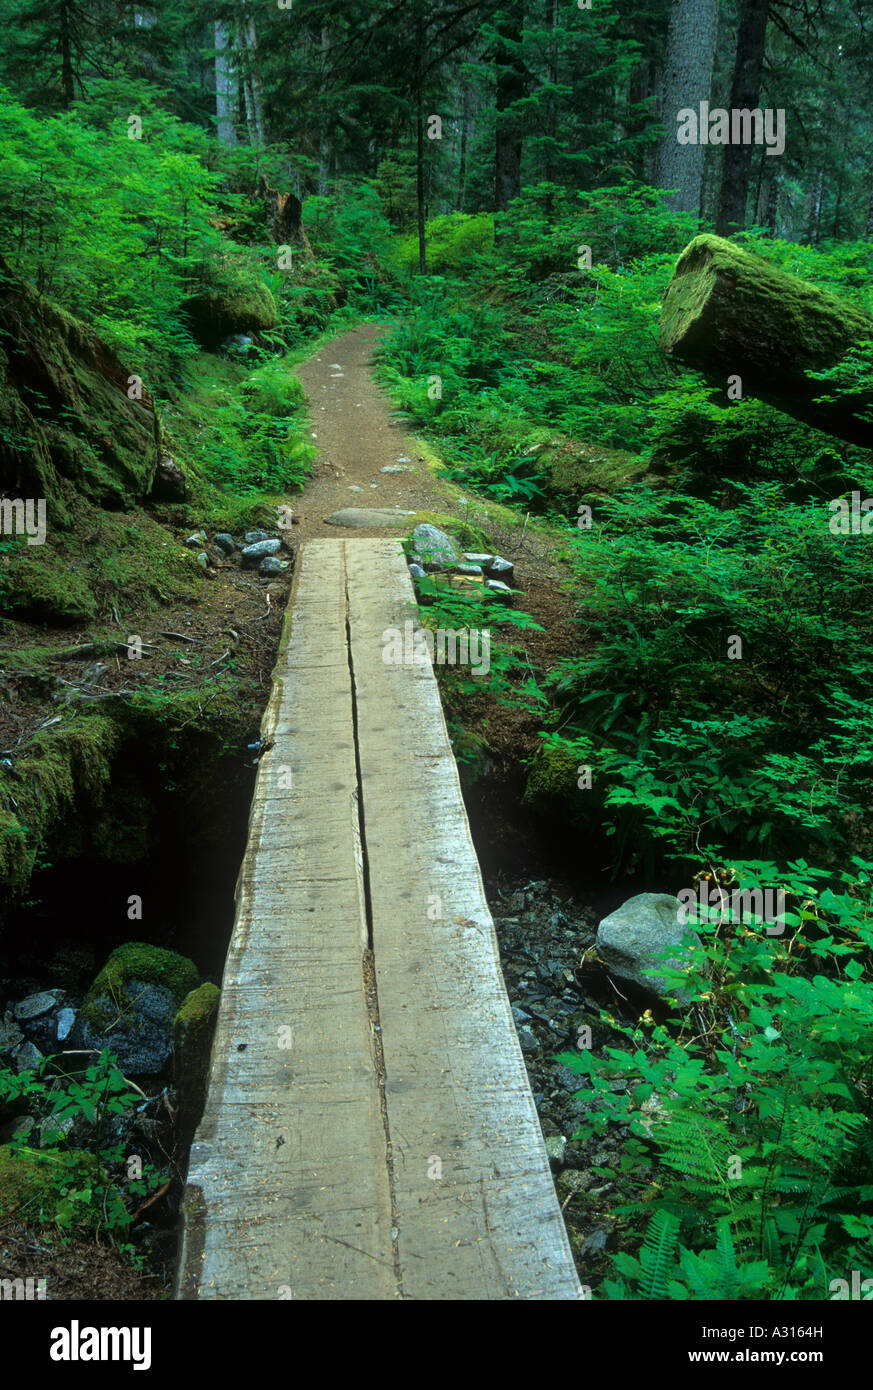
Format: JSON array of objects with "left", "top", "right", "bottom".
[{"left": 659, "top": 234, "right": 873, "bottom": 447}]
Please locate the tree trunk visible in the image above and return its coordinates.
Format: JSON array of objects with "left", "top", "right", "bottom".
[
  {"left": 215, "top": 21, "right": 237, "bottom": 146},
  {"left": 317, "top": 28, "right": 331, "bottom": 195},
  {"left": 457, "top": 87, "right": 469, "bottom": 212},
  {"left": 715, "top": 0, "right": 769, "bottom": 235},
  {"left": 494, "top": 2, "right": 525, "bottom": 223},
  {"left": 660, "top": 234, "right": 873, "bottom": 447},
  {"left": 415, "top": 4, "right": 427, "bottom": 274},
  {"left": 59, "top": 0, "right": 75, "bottom": 109},
  {"left": 655, "top": 0, "right": 719, "bottom": 216}
]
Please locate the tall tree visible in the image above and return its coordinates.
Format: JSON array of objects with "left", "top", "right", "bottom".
[
  {"left": 655, "top": 0, "right": 719, "bottom": 216},
  {"left": 493, "top": 2, "right": 526, "bottom": 219},
  {"left": 716, "top": 0, "right": 769, "bottom": 234},
  {"left": 214, "top": 19, "right": 236, "bottom": 145}
]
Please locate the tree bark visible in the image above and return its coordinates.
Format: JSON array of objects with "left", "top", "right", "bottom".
[
  {"left": 655, "top": 0, "right": 719, "bottom": 216},
  {"left": 715, "top": 0, "right": 769, "bottom": 235},
  {"left": 494, "top": 2, "right": 526, "bottom": 223},
  {"left": 660, "top": 234, "right": 873, "bottom": 446},
  {"left": 215, "top": 21, "right": 237, "bottom": 146}
]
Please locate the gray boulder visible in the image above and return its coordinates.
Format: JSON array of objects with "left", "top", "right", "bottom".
[
  {"left": 241, "top": 538, "right": 282, "bottom": 568},
  {"left": 324, "top": 508, "right": 415, "bottom": 528},
  {"left": 214, "top": 533, "right": 235, "bottom": 555},
  {"left": 596, "top": 893, "right": 702, "bottom": 1004},
  {"left": 13, "top": 990, "right": 64, "bottom": 1022},
  {"left": 411, "top": 523, "right": 461, "bottom": 570},
  {"left": 78, "top": 980, "right": 179, "bottom": 1075},
  {"left": 244, "top": 529, "right": 271, "bottom": 544}
]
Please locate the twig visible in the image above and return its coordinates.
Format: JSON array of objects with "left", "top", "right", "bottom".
[
  {"left": 159, "top": 631, "right": 200, "bottom": 644},
  {"left": 209, "top": 648, "right": 231, "bottom": 668}
]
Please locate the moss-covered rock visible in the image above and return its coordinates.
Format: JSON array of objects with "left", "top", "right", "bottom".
[
  {"left": 184, "top": 281, "right": 279, "bottom": 349},
  {"left": 523, "top": 742, "right": 585, "bottom": 820},
  {"left": 78, "top": 943, "right": 199, "bottom": 1076},
  {"left": 0, "top": 254, "right": 162, "bottom": 512},
  {"left": 173, "top": 983, "right": 221, "bottom": 1139},
  {"left": 0, "top": 715, "right": 119, "bottom": 895},
  {"left": 537, "top": 439, "right": 645, "bottom": 504}
]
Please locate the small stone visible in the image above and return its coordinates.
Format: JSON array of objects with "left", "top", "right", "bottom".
[
  {"left": 184, "top": 531, "right": 207, "bottom": 548},
  {"left": 544, "top": 1135, "right": 567, "bottom": 1171},
  {"left": 259, "top": 557, "right": 289, "bottom": 577},
  {"left": 324, "top": 508, "right": 416, "bottom": 529},
  {"left": 0, "top": 1010, "right": 24, "bottom": 1054},
  {"left": 451, "top": 564, "right": 484, "bottom": 577},
  {"left": 214, "top": 533, "right": 235, "bottom": 555},
  {"left": 195, "top": 551, "right": 209, "bottom": 570},
  {"left": 511, "top": 1005, "right": 532, "bottom": 1024},
  {"left": 408, "top": 563, "right": 427, "bottom": 580},
  {"left": 14, "top": 990, "right": 63, "bottom": 1022},
  {"left": 56, "top": 1007, "right": 76, "bottom": 1042},
  {"left": 517, "top": 1025, "right": 539, "bottom": 1054},
  {"left": 13, "top": 1040, "right": 44, "bottom": 1072},
  {"left": 244, "top": 529, "right": 271, "bottom": 544},
  {"left": 487, "top": 556, "right": 514, "bottom": 583},
  {"left": 484, "top": 579, "right": 513, "bottom": 603},
  {"left": 241, "top": 539, "right": 282, "bottom": 568},
  {"left": 380, "top": 464, "right": 413, "bottom": 474}
]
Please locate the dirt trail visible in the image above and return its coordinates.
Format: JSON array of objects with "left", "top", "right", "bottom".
[{"left": 292, "top": 322, "right": 452, "bottom": 542}]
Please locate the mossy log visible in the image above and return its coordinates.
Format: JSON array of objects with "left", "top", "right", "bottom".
[{"left": 660, "top": 234, "right": 873, "bottom": 447}]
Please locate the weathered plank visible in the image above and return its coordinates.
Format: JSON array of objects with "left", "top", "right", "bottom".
[{"left": 176, "top": 538, "right": 581, "bottom": 1300}]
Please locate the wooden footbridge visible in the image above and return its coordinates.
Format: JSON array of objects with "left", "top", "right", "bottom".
[{"left": 175, "top": 538, "right": 581, "bottom": 1300}]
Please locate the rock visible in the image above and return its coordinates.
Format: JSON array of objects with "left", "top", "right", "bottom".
[
  {"left": 241, "top": 538, "right": 282, "bottom": 568},
  {"left": 558, "top": 1169, "right": 592, "bottom": 1194},
  {"left": 484, "top": 579, "right": 513, "bottom": 603},
  {"left": 77, "top": 943, "right": 199, "bottom": 1076},
  {"left": 0, "top": 1011, "right": 24, "bottom": 1055},
  {"left": 173, "top": 983, "right": 221, "bottom": 1141},
  {"left": 184, "top": 532, "right": 207, "bottom": 548},
  {"left": 223, "top": 334, "right": 253, "bottom": 353},
  {"left": 151, "top": 454, "right": 188, "bottom": 502},
  {"left": 56, "top": 1007, "right": 75, "bottom": 1042},
  {"left": 380, "top": 464, "right": 413, "bottom": 474},
  {"left": 13, "top": 1040, "right": 43, "bottom": 1072},
  {"left": 37, "top": 1114, "right": 76, "bottom": 1148},
  {"left": 408, "top": 563, "right": 427, "bottom": 580},
  {"left": 544, "top": 1135, "right": 567, "bottom": 1171},
  {"left": 452, "top": 564, "right": 484, "bottom": 577},
  {"left": 511, "top": 1005, "right": 531, "bottom": 1024},
  {"left": 411, "top": 523, "right": 461, "bottom": 570},
  {"left": 0, "top": 1116, "right": 34, "bottom": 1144},
  {"left": 214, "top": 533, "right": 235, "bottom": 555},
  {"left": 184, "top": 282, "right": 279, "bottom": 350},
  {"left": 13, "top": 990, "right": 64, "bottom": 1022},
  {"left": 517, "top": 1025, "right": 539, "bottom": 1055},
  {"left": 595, "top": 893, "right": 702, "bottom": 1004},
  {"left": 487, "top": 556, "right": 515, "bottom": 583},
  {"left": 324, "top": 508, "right": 416, "bottom": 528},
  {"left": 259, "top": 557, "right": 289, "bottom": 577},
  {"left": 244, "top": 529, "right": 271, "bottom": 544},
  {"left": 195, "top": 551, "right": 209, "bottom": 570}
]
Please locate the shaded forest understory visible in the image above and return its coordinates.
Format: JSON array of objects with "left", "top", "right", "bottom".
[{"left": 1, "top": 0, "right": 872, "bottom": 1306}]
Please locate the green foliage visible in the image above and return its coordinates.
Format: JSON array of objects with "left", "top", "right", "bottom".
[
  {"left": 395, "top": 212, "right": 494, "bottom": 275},
  {"left": 564, "top": 860, "right": 873, "bottom": 1300},
  {"left": 0, "top": 1049, "right": 164, "bottom": 1256}
]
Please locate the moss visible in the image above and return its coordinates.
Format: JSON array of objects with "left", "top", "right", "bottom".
[
  {"left": 523, "top": 742, "right": 583, "bottom": 816},
  {"left": 81, "top": 943, "right": 199, "bottom": 1033},
  {"left": 185, "top": 282, "right": 279, "bottom": 349},
  {"left": 174, "top": 983, "right": 220, "bottom": 1138},
  {"left": 660, "top": 234, "right": 873, "bottom": 365},
  {"left": 1, "top": 540, "right": 98, "bottom": 624},
  {"left": 544, "top": 440, "right": 647, "bottom": 502},
  {"left": 0, "top": 1144, "right": 98, "bottom": 1226},
  {"left": 0, "top": 254, "right": 161, "bottom": 510}
]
